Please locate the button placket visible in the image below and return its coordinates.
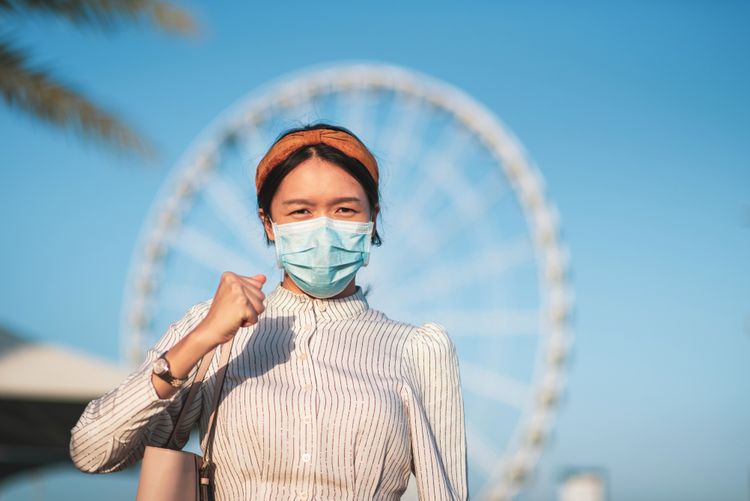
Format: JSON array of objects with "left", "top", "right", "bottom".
[
  {"left": 296, "top": 309, "right": 317, "bottom": 491},
  {"left": 315, "top": 299, "right": 327, "bottom": 312},
  {"left": 295, "top": 309, "right": 314, "bottom": 361}
]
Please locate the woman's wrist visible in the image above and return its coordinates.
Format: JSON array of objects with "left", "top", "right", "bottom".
[
  {"left": 188, "top": 321, "right": 223, "bottom": 354},
  {"left": 167, "top": 324, "right": 219, "bottom": 378},
  {"left": 150, "top": 324, "right": 218, "bottom": 399}
]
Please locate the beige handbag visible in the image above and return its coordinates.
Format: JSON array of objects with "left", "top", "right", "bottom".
[{"left": 136, "top": 337, "right": 235, "bottom": 501}]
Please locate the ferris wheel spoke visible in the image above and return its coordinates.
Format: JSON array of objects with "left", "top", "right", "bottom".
[
  {"left": 379, "top": 128, "right": 475, "bottom": 265},
  {"left": 465, "top": 424, "right": 501, "bottom": 477},
  {"left": 377, "top": 176, "right": 510, "bottom": 286},
  {"left": 335, "top": 89, "right": 377, "bottom": 146},
  {"left": 394, "top": 166, "right": 508, "bottom": 266},
  {"left": 460, "top": 361, "right": 530, "bottom": 410},
  {"left": 436, "top": 308, "right": 540, "bottom": 337},
  {"left": 435, "top": 159, "right": 490, "bottom": 220},
  {"left": 420, "top": 130, "right": 486, "bottom": 217},
  {"left": 235, "top": 125, "right": 277, "bottom": 173},
  {"left": 159, "top": 281, "right": 215, "bottom": 313},
  {"left": 173, "top": 224, "right": 255, "bottom": 274},
  {"left": 404, "top": 119, "right": 470, "bottom": 190},
  {"left": 429, "top": 177, "right": 510, "bottom": 251},
  {"left": 383, "top": 235, "right": 533, "bottom": 307},
  {"left": 280, "top": 96, "right": 323, "bottom": 122},
  {"left": 203, "top": 174, "right": 270, "bottom": 260},
  {"left": 375, "top": 95, "right": 430, "bottom": 168}
]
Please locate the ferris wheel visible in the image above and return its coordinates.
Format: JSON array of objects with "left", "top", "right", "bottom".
[{"left": 119, "top": 61, "right": 574, "bottom": 500}]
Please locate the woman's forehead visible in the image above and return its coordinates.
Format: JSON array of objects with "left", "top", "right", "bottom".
[{"left": 274, "top": 157, "right": 366, "bottom": 200}]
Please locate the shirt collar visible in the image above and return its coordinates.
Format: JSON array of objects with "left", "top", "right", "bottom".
[{"left": 265, "top": 282, "right": 369, "bottom": 321}]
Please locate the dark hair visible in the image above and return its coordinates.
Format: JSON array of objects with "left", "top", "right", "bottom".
[{"left": 256, "top": 122, "right": 382, "bottom": 246}]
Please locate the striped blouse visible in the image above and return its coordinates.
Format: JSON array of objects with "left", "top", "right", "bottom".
[{"left": 69, "top": 283, "right": 468, "bottom": 500}]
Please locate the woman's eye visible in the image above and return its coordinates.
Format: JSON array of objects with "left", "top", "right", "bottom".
[
  {"left": 291, "top": 208, "right": 309, "bottom": 215},
  {"left": 337, "top": 207, "right": 356, "bottom": 214}
]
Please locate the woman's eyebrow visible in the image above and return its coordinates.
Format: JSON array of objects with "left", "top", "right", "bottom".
[
  {"left": 329, "top": 196, "right": 364, "bottom": 204},
  {"left": 281, "top": 196, "right": 364, "bottom": 206},
  {"left": 281, "top": 198, "right": 313, "bottom": 206}
]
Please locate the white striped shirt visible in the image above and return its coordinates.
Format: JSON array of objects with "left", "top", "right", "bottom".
[{"left": 70, "top": 283, "right": 468, "bottom": 500}]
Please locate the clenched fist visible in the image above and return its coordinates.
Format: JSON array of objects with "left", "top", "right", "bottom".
[{"left": 197, "top": 271, "right": 267, "bottom": 347}]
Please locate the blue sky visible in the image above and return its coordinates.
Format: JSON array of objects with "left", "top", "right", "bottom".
[{"left": 1, "top": 1, "right": 748, "bottom": 500}]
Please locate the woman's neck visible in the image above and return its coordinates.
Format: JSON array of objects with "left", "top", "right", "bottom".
[{"left": 280, "top": 273, "right": 358, "bottom": 299}]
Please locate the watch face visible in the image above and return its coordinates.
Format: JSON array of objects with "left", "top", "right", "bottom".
[{"left": 153, "top": 357, "right": 169, "bottom": 375}]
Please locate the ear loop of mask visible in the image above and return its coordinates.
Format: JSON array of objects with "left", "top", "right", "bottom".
[{"left": 264, "top": 215, "right": 285, "bottom": 283}]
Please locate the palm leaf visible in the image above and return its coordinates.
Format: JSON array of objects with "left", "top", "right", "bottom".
[
  {"left": 0, "top": 0, "right": 198, "bottom": 35},
  {"left": 0, "top": 37, "right": 157, "bottom": 160}
]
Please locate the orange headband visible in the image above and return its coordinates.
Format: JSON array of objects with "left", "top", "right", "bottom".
[{"left": 255, "top": 128, "right": 379, "bottom": 193}]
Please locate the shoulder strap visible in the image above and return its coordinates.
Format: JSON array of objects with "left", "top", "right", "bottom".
[
  {"left": 165, "top": 338, "right": 234, "bottom": 449},
  {"left": 201, "top": 337, "right": 234, "bottom": 467}
]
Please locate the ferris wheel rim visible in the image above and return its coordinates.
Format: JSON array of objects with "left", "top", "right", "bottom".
[{"left": 118, "top": 60, "right": 574, "bottom": 500}]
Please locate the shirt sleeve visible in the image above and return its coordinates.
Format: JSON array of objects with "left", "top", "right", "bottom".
[
  {"left": 69, "top": 301, "right": 210, "bottom": 474},
  {"left": 401, "top": 322, "right": 468, "bottom": 501}
]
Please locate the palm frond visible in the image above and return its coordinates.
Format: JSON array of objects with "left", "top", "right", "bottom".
[
  {"left": 0, "top": 0, "right": 198, "bottom": 36},
  {"left": 0, "top": 38, "right": 158, "bottom": 161}
]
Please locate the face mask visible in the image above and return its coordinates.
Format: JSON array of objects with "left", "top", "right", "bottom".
[{"left": 271, "top": 216, "right": 374, "bottom": 299}]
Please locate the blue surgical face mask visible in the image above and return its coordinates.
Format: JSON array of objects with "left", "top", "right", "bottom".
[{"left": 271, "top": 216, "right": 374, "bottom": 299}]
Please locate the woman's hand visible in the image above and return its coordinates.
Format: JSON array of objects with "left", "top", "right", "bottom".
[
  {"left": 149, "top": 272, "right": 267, "bottom": 399},
  {"left": 197, "top": 272, "right": 267, "bottom": 347}
]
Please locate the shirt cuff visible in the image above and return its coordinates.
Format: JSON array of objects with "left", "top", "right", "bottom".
[{"left": 140, "top": 363, "right": 187, "bottom": 406}]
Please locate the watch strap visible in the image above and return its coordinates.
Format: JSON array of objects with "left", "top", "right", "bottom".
[{"left": 155, "top": 352, "right": 189, "bottom": 387}]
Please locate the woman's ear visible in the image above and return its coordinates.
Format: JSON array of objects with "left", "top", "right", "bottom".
[{"left": 258, "top": 208, "right": 275, "bottom": 242}]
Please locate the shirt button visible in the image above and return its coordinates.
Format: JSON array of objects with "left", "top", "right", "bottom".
[
  {"left": 301, "top": 452, "right": 311, "bottom": 463},
  {"left": 301, "top": 323, "right": 313, "bottom": 332},
  {"left": 302, "top": 414, "right": 311, "bottom": 424},
  {"left": 299, "top": 491, "right": 309, "bottom": 500},
  {"left": 302, "top": 383, "right": 312, "bottom": 391},
  {"left": 317, "top": 301, "right": 327, "bottom": 312},
  {"left": 298, "top": 351, "right": 308, "bottom": 361}
]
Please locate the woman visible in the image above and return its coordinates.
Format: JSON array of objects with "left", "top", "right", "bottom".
[{"left": 70, "top": 123, "right": 468, "bottom": 500}]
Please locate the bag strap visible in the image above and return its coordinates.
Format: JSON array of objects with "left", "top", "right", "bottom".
[
  {"left": 165, "top": 337, "right": 235, "bottom": 449},
  {"left": 200, "top": 336, "right": 234, "bottom": 469},
  {"left": 196, "top": 336, "right": 235, "bottom": 499}
]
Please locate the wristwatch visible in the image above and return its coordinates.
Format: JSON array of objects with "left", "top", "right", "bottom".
[{"left": 152, "top": 351, "right": 188, "bottom": 388}]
